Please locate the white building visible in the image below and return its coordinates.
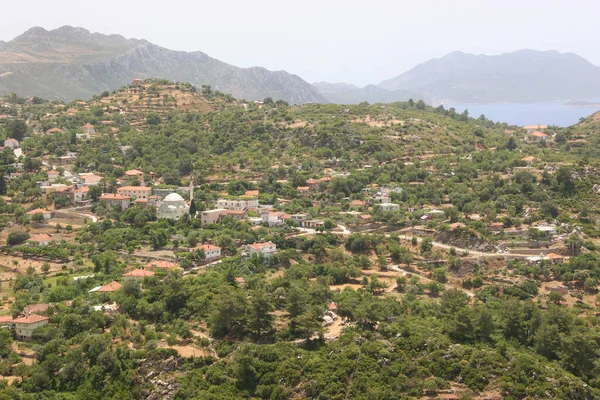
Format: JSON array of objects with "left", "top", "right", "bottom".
[
  {"left": 378, "top": 203, "right": 400, "bottom": 212},
  {"left": 13, "top": 314, "right": 49, "bottom": 341},
  {"left": 216, "top": 198, "right": 259, "bottom": 211},
  {"left": 158, "top": 193, "right": 189, "bottom": 220},
  {"left": 244, "top": 241, "right": 278, "bottom": 259},
  {"left": 195, "top": 244, "right": 222, "bottom": 260}
]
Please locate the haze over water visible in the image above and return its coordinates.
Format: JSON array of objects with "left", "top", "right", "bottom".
[{"left": 447, "top": 102, "right": 600, "bottom": 127}]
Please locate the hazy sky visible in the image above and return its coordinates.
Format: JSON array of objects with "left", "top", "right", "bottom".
[{"left": 2, "top": 0, "right": 599, "bottom": 86}]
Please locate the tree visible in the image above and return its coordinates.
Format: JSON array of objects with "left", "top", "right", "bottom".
[
  {"left": 247, "top": 290, "right": 273, "bottom": 337},
  {"left": 420, "top": 237, "right": 433, "bottom": 254},
  {"left": 7, "top": 232, "right": 29, "bottom": 246},
  {"left": 41, "top": 262, "right": 51, "bottom": 275},
  {"left": 6, "top": 119, "right": 27, "bottom": 141},
  {"left": 548, "top": 291, "right": 564, "bottom": 305},
  {"left": 566, "top": 235, "right": 583, "bottom": 256},
  {"left": 189, "top": 199, "right": 197, "bottom": 217},
  {"left": 146, "top": 112, "right": 161, "bottom": 125},
  {"left": 88, "top": 186, "right": 102, "bottom": 201}
]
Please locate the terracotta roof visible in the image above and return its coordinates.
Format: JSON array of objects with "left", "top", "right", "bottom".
[
  {"left": 29, "top": 234, "right": 52, "bottom": 243},
  {"left": 306, "top": 179, "right": 319, "bottom": 185},
  {"left": 196, "top": 244, "right": 222, "bottom": 252},
  {"left": 319, "top": 176, "right": 332, "bottom": 182},
  {"left": 81, "top": 123, "right": 94, "bottom": 129},
  {"left": 100, "top": 193, "right": 130, "bottom": 200},
  {"left": 0, "top": 316, "right": 14, "bottom": 324},
  {"left": 248, "top": 241, "right": 276, "bottom": 250},
  {"left": 297, "top": 186, "right": 309, "bottom": 191},
  {"left": 12, "top": 314, "right": 49, "bottom": 324},
  {"left": 123, "top": 269, "right": 155, "bottom": 278},
  {"left": 125, "top": 169, "right": 144, "bottom": 176},
  {"left": 226, "top": 209, "right": 246, "bottom": 215},
  {"left": 244, "top": 190, "right": 259, "bottom": 197},
  {"left": 97, "top": 281, "right": 123, "bottom": 292},
  {"left": 350, "top": 200, "right": 366, "bottom": 206},
  {"left": 144, "top": 260, "right": 179, "bottom": 270},
  {"left": 546, "top": 253, "right": 564, "bottom": 259},
  {"left": 360, "top": 214, "right": 371, "bottom": 220},
  {"left": 135, "top": 198, "right": 148, "bottom": 203},
  {"left": 118, "top": 186, "right": 151, "bottom": 192}
]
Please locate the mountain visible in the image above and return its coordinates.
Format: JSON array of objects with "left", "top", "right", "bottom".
[
  {"left": 313, "top": 82, "right": 420, "bottom": 104},
  {"left": 378, "top": 50, "right": 600, "bottom": 104},
  {"left": 0, "top": 26, "right": 326, "bottom": 104}
]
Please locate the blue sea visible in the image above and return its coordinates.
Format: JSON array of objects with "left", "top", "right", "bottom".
[{"left": 443, "top": 102, "right": 600, "bottom": 127}]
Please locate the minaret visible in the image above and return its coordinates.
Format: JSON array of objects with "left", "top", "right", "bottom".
[{"left": 189, "top": 175, "right": 194, "bottom": 202}]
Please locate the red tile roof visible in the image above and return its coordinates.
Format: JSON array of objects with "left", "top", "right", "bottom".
[
  {"left": 97, "top": 281, "right": 123, "bottom": 292},
  {"left": 27, "top": 208, "right": 51, "bottom": 215},
  {"left": 117, "top": 186, "right": 151, "bottom": 192},
  {"left": 12, "top": 314, "right": 49, "bottom": 324},
  {"left": 144, "top": 260, "right": 179, "bottom": 270},
  {"left": 196, "top": 244, "right": 222, "bottom": 252},
  {"left": 29, "top": 234, "right": 52, "bottom": 243},
  {"left": 123, "top": 269, "right": 155, "bottom": 278},
  {"left": 100, "top": 193, "right": 130, "bottom": 201},
  {"left": 248, "top": 241, "right": 276, "bottom": 250}
]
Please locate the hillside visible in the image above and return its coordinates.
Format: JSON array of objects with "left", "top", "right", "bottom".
[
  {"left": 0, "top": 26, "right": 326, "bottom": 104},
  {"left": 313, "top": 82, "right": 420, "bottom": 104},
  {"left": 378, "top": 50, "right": 600, "bottom": 104},
  {"left": 1, "top": 83, "right": 600, "bottom": 399}
]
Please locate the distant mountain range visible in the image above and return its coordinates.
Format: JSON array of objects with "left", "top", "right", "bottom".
[
  {"left": 315, "top": 50, "right": 600, "bottom": 105},
  {"left": 0, "top": 26, "right": 325, "bottom": 104},
  {"left": 1, "top": 27, "right": 600, "bottom": 106}
]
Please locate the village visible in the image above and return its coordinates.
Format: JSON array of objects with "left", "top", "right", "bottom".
[{"left": 0, "top": 80, "right": 599, "bottom": 398}]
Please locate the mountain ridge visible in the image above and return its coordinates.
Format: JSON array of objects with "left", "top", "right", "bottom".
[
  {"left": 0, "top": 25, "right": 326, "bottom": 104},
  {"left": 377, "top": 49, "right": 600, "bottom": 104}
]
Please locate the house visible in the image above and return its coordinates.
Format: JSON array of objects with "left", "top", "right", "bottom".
[
  {"left": 216, "top": 198, "right": 259, "bottom": 211},
  {"left": 54, "top": 185, "right": 90, "bottom": 206},
  {"left": 80, "top": 174, "right": 103, "bottom": 186},
  {"left": 81, "top": 123, "right": 96, "bottom": 136},
  {"left": 291, "top": 213, "right": 309, "bottom": 225},
  {"left": 89, "top": 281, "right": 123, "bottom": 293},
  {"left": 46, "top": 128, "right": 64, "bottom": 135},
  {"left": 117, "top": 186, "right": 152, "bottom": 199},
  {"left": 489, "top": 222, "right": 504, "bottom": 233},
  {"left": 226, "top": 209, "right": 247, "bottom": 220},
  {"left": 378, "top": 203, "right": 400, "bottom": 212},
  {"left": 47, "top": 170, "right": 60, "bottom": 181},
  {"left": 304, "top": 219, "right": 324, "bottom": 229},
  {"left": 535, "top": 225, "right": 557, "bottom": 237},
  {"left": 13, "top": 314, "right": 49, "bottom": 341},
  {"left": 3, "top": 138, "right": 19, "bottom": 149},
  {"left": 306, "top": 179, "right": 320, "bottom": 189},
  {"left": 523, "top": 124, "right": 548, "bottom": 134},
  {"left": 144, "top": 260, "right": 180, "bottom": 271},
  {"left": 26, "top": 208, "right": 53, "bottom": 220},
  {"left": 125, "top": 169, "right": 144, "bottom": 181},
  {"left": 244, "top": 241, "right": 278, "bottom": 259},
  {"left": 99, "top": 193, "right": 131, "bottom": 211},
  {"left": 200, "top": 209, "right": 227, "bottom": 227},
  {"left": 123, "top": 269, "right": 155, "bottom": 281},
  {"left": 545, "top": 253, "right": 565, "bottom": 264},
  {"left": 195, "top": 244, "right": 222, "bottom": 260},
  {"left": 28, "top": 234, "right": 52, "bottom": 246},
  {"left": 260, "top": 210, "right": 290, "bottom": 227},
  {"left": 297, "top": 186, "right": 310, "bottom": 195},
  {"left": 527, "top": 131, "right": 548, "bottom": 143},
  {"left": 349, "top": 199, "right": 366, "bottom": 208}
]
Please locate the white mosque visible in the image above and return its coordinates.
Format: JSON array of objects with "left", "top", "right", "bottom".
[{"left": 158, "top": 193, "right": 189, "bottom": 220}]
